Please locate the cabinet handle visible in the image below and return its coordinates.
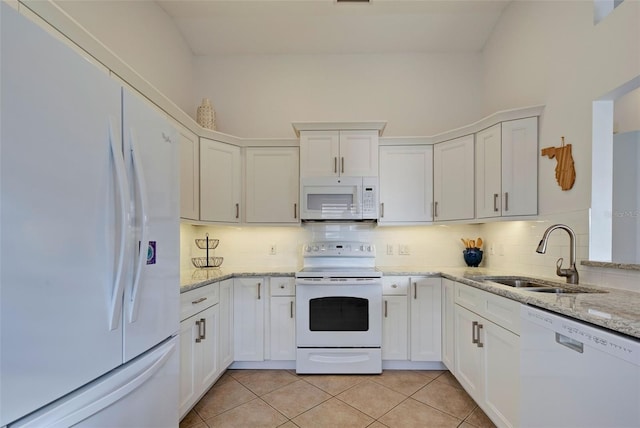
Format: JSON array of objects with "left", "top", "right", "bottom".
[
  {"left": 235, "top": 203, "right": 239, "bottom": 219},
  {"left": 384, "top": 300, "right": 388, "bottom": 318},
  {"left": 334, "top": 157, "right": 337, "bottom": 173},
  {"left": 477, "top": 323, "right": 484, "bottom": 348},
  {"left": 294, "top": 203, "right": 297, "bottom": 219},
  {"left": 504, "top": 192, "right": 509, "bottom": 212},
  {"left": 290, "top": 301, "right": 294, "bottom": 318},
  {"left": 493, "top": 193, "right": 499, "bottom": 212},
  {"left": 192, "top": 297, "right": 207, "bottom": 305},
  {"left": 472, "top": 321, "right": 479, "bottom": 344},
  {"left": 195, "top": 319, "right": 203, "bottom": 343},
  {"left": 413, "top": 282, "right": 417, "bottom": 299},
  {"left": 257, "top": 282, "right": 261, "bottom": 300},
  {"left": 380, "top": 203, "right": 385, "bottom": 218},
  {"left": 341, "top": 157, "right": 345, "bottom": 174},
  {"left": 434, "top": 201, "right": 439, "bottom": 218},
  {"left": 201, "top": 318, "right": 206, "bottom": 340},
  {"left": 391, "top": 284, "right": 397, "bottom": 288}
]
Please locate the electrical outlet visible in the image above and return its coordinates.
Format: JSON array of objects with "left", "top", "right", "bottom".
[
  {"left": 399, "top": 244, "right": 410, "bottom": 255},
  {"left": 269, "top": 244, "right": 277, "bottom": 255},
  {"left": 386, "top": 244, "right": 394, "bottom": 255},
  {"left": 489, "top": 243, "right": 495, "bottom": 255}
]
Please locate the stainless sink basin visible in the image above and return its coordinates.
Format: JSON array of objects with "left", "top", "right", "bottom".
[{"left": 482, "top": 277, "right": 607, "bottom": 294}]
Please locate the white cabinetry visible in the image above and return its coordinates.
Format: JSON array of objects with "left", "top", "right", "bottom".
[
  {"left": 453, "top": 282, "right": 520, "bottom": 428},
  {"left": 200, "top": 138, "right": 241, "bottom": 222},
  {"left": 379, "top": 145, "right": 433, "bottom": 223},
  {"left": 476, "top": 118, "right": 538, "bottom": 218},
  {"left": 233, "top": 277, "right": 265, "bottom": 361},
  {"left": 433, "top": 135, "right": 475, "bottom": 221},
  {"left": 409, "top": 277, "right": 442, "bottom": 361},
  {"left": 219, "top": 279, "right": 234, "bottom": 369},
  {"left": 441, "top": 278, "right": 455, "bottom": 372},
  {"left": 299, "top": 130, "right": 378, "bottom": 177},
  {"left": 179, "top": 283, "right": 221, "bottom": 418},
  {"left": 245, "top": 147, "right": 299, "bottom": 223},
  {"left": 269, "top": 277, "right": 296, "bottom": 360},
  {"left": 382, "top": 277, "right": 409, "bottom": 360},
  {"left": 178, "top": 125, "right": 199, "bottom": 220}
]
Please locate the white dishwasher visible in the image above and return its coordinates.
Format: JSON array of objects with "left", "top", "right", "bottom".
[{"left": 520, "top": 305, "right": 639, "bottom": 428}]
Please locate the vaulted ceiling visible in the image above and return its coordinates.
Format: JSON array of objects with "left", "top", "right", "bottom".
[{"left": 157, "top": 0, "right": 511, "bottom": 56}]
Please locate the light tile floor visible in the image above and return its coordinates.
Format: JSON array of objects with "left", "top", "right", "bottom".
[{"left": 180, "top": 370, "right": 496, "bottom": 428}]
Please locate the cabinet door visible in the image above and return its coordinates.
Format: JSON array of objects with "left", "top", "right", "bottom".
[
  {"left": 484, "top": 320, "right": 520, "bottom": 428},
  {"left": 233, "top": 278, "right": 265, "bottom": 361},
  {"left": 339, "top": 130, "right": 379, "bottom": 177},
  {"left": 200, "top": 139, "right": 241, "bottom": 222},
  {"left": 269, "top": 296, "right": 296, "bottom": 360},
  {"left": 179, "top": 317, "right": 199, "bottom": 418},
  {"left": 502, "top": 117, "right": 538, "bottom": 217},
  {"left": 379, "top": 145, "right": 433, "bottom": 223},
  {"left": 199, "top": 305, "right": 220, "bottom": 390},
  {"left": 454, "top": 304, "right": 483, "bottom": 402},
  {"left": 409, "top": 277, "right": 442, "bottom": 361},
  {"left": 382, "top": 295, "right": 408, "bottom": 360},
  {"left": 245, "top": 147, "right": 299, "bottom": 223},
  {"left": 441, "top": 279, "right": 456, "bottom": 372},
  {"left": 475, "top": 124, "right": 502, "bottom": 219},
  {"left": 219, "top": 279, "right": 234, "bottom": 369},
  {"left": 299, "top": 131, "right": 340, "bottom": 177},
  {"left": 433, "top": 135, "right": 475, "bottom": 221},
  {"left": 179, "top": 127, "right": 200, "bottom": 220}
]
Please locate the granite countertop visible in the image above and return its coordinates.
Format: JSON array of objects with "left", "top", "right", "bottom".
[{"left": 181, "top": 265, "right": 640, "bottom": 340}]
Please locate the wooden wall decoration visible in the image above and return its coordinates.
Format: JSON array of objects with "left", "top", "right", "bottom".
[{"left": 541, "top": 137, "right": 576, "bottom": 191}]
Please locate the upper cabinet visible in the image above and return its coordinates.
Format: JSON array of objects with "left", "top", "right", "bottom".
[
  {"left": 178, "top": 125, "right": 199, "bottom": 221},
  {"left": 245, "top": 147, "right": 300, "bottom": 223},
  {"left": 379, "top": 145, "right": 433, "bottom": 223},
  {"left": 433, "top": 135, "right": 475, "bottom": 221},
  {"left": 200, "top": 138, "right": 241, "bottom": 223},
  {"left": 476, "top": 117, "right": 538, "bottom": 218},
  {"left": 299, "top": 130, "right": 379, "bottom": 177}
]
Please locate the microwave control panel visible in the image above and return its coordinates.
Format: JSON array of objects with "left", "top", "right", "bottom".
[{"left": 362, "top": 177, "right": 378, "bottom": 219}]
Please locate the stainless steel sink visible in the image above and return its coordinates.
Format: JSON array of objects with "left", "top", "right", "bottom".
[{"left": 482, "top": 277, "right": 607, "bottom": 294}]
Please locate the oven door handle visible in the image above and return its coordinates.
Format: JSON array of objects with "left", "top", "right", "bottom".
[{"left": 295, "top": 278, "right": 380, "bottom": 286}]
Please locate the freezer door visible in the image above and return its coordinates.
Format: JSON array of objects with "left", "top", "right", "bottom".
[
  {"left": 10, "top": 337, "right": 179, "bottom": 428},
  {"left": 122, "top": 88, "right": 180, "bottom": 362},
  {"left": 1, "top": 5, "right": 124, "bottom": 425}
]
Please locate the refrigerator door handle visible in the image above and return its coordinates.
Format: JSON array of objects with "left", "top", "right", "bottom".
[
  {"left": 128, "top": 129, "right": 149, "bottom": 324},
  {"left": 108, "top": 117, "right": 129, "bottom": 331},
  {"left": 11, "top": 339, "right": 177, "bottom": 428}
]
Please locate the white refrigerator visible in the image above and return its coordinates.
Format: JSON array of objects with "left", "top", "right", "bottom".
[{"left": 1, "top": 3, "right": 180, "bottom": 427}]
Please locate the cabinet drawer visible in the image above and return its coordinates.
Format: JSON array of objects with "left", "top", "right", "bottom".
[
  {"left": 454, "top": 282, "right": 520, "bottom": 335},
  {"left": 382, "top": 277, "right": 409, "bottom": 295},
  {"left": 180, "top": 282, "right": 219, "bottom": 321},
  {"left": 270, "top": 277, "right": 295, "bottom": 296}
]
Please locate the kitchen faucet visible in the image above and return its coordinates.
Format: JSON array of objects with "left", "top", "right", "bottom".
[{"left": 536, "top": 224, "right": 579, "bottom": 284}]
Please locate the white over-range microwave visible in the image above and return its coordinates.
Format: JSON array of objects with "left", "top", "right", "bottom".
[{"left": 300, "top": 176, "right": 378, "bottom": 221}]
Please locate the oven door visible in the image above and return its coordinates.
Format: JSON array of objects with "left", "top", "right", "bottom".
[{"left": 296, "top": 279, "right": 382, "bottom": 347}]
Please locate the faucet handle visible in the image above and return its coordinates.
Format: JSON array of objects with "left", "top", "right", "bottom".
[{"left": 556, "top": 258, "right": 565, "bottom": 276}]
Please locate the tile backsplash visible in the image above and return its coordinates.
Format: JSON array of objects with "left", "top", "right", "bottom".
[{"left": 181, "top": 210, "right": 640, "bottom": 292}]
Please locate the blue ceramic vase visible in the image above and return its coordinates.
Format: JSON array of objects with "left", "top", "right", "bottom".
[{"left": 463, "top": 248, "right": 483, "bottom": 267}]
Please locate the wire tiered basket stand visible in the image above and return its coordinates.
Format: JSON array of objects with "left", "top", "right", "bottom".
[{"left": 191, "top": 233, "right": 223, "bottom": 268}]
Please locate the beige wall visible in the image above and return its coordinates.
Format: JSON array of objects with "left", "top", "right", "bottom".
[
  {"left": 193, "top": 52, "right": 484, "bottom": 138},
  {"left": 53, "top": 0, "right": 195, "bottom": 114}
]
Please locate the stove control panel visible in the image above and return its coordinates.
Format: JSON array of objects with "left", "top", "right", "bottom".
[{"left": 303, "top": 242, "right": 375, "bottom": 257}]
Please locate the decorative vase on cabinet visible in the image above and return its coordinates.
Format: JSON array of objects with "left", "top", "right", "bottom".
[{"left": 197, "top": 98, "right": 216, "bottom": 130}]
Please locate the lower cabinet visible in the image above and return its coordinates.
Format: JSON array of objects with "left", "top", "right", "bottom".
[
  {"left": 233, "top": 277, "right": 266, "bottom": 361},
  {"left": 441, "top": 278, "right": 455, "bottom": 372},
  {"left": 409, "top": 277, "right": 442, "bottom": 361},
  {"left": 219, "top": 279, "right": 234, "bottom": 369},
  {"left": 453, "top": 282, "right": 520, "bottom": 428},
  {"left": 382, "top": 277, "right": 409, "bottom": 360},
  {"left": 179, "top": 283, "right": 221, "bottom": 418},
  {"left": 269, "top": 277, "right": 296, "bottom": 360}
]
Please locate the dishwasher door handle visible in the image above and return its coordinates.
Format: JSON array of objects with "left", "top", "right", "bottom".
[{"left": 555, "top": 333, "right": 584, "bottom": 353}]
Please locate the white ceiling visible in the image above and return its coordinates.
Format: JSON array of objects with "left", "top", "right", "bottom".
[{"left": 157, "top": 0, "right": 511, "bottom": 56}]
